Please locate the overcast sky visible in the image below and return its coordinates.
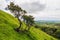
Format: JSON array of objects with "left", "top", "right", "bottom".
[{"left": 0, "top": 0, "right": 60, "bottom": 21}]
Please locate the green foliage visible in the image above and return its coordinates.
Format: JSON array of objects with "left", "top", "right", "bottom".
[
  {"left": 30, "top": 27, "right": 57, "bottom": 40},
  {"left": 0, "top": 10, "right": 32, "bottom": 40},
  {"left": 54, "top": 30, "right": 60, "bottom": 39},
  {"left": 7, "top": 2, "right": 28, "bottom": 31},
  {"left": 0, "top": 10, "right": 58, "bottom": 40},
  {"left": 35, "top": 21, "right": 60, "bottom": 39},
  {"left": 22, "top": 15, "right": 35, "bottom": 30},
  {"left": 41, "top": 27, "right": 57, "bottom": 35}
]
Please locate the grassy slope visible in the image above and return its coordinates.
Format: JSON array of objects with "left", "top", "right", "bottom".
[{"left": 0, "top": 10, "right": 58, "bottom": 40}]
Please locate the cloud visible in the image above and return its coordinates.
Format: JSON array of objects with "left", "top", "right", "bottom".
[
  {"left": 0, "top": 0, "right": 60, "bottom": 21},
  {"left": 20, "top": 1, "right": 46, "bottom": 13},
  {"left": 0, "top": 0, "right": 46, "bottom": 13},
  {"left": 27, "top": 11, "right": 60, "bottom": 20},
  {"left": 5, "top": 0, "right": 9, "bottom": 2},
  {"left": 0, "top": 0, "right": 7, "bottom": 10}
]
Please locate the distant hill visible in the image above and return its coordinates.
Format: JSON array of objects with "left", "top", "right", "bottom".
[
  {"left": 35, "top": 20, "right": 60, "bottom": 24},
  {"left": 0, "top": 10, "right": 58, "bottom": 40}
]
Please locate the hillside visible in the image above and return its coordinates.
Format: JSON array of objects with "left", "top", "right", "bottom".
[{"left": 0, "top": 10, "right": 58, "bottom": 40}]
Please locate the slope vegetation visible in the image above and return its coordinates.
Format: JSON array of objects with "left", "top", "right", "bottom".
[{"left": 0, "top": 10, "right": 58, "bottom": 40}]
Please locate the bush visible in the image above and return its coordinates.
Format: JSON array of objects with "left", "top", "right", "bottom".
[
  {"left": 41, "top": 27, "right": 57, "bottom": 34},
  {"left": 55, "top": 31, "right": 60, "bottom": 38},
  {"left": 34, "top": 25, "right": 40, "bottom": 28}
]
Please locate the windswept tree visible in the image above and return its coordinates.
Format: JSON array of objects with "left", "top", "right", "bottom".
[
  {"left": 6, "top": 2, "right": 35, "bottom": 31},
  {"left": 7, "top": 2, "right": 26, "bottom": 32},
  {"left": 27, "top": 15, "right": 35, "bottom": 30},
  {"left": 22, "top": 15, "right": 35, "bottom": 30}
]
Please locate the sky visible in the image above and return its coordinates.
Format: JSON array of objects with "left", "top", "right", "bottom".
[{"left": 0, "top": 0, "right": 60, "bottom": 21}]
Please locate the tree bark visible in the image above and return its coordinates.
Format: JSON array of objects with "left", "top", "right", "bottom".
[
  {"left": 18, "top": 18, "right": 22, "bottom": 29},
  {"left": 15, "top": 18, "right": 22, "bottom": 32},
  {"left": 16, "top": 11, "right": 22, "bottom": 30}
]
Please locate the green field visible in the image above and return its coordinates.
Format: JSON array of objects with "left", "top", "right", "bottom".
[
  {"left": 0, "top": 10, "right": 58, "bottom": 40},
  {"left": 35, "top": 20, "right": 60, "bottom": 39}
]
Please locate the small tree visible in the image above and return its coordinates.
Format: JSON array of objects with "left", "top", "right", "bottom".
[
  {"left": 22, "top": 15, "right": 34, "bottom": 30},
  {"left": 6, "top": 2, "right": 35, "bottom": 31},
  {"left": 27, "top": 15, "right": 34, "bottom": 30},
  {"left": 22, "top": 15, "right": 29, "bottom": 30}
]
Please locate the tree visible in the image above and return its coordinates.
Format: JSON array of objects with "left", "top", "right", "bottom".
[
  {"left": 22, "top": 15, "right": 27, "bottom": 23},
  {"left": 27, "top": 15, "right": 34, "bottom": 30},
  {"left": 7, "top": 2, "right": 35, "bottom": 31},
  {"left": 21, "top": 10, "right": 27, "bottom": 22},
  {"left": 7, "top": 2, "right": 25, "bottom": 32},
  {"left": 22, "top": 15, "right": 34, "bottom": 30}
]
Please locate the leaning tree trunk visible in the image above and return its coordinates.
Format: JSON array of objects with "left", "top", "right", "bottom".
[
  {"left": 16, "top": 18, "right": 22, "bottom": 32},
  {"left": 18, "top": 18, "right": 22, "bottom": 29},
  {"left": 18, "top": 11, "right": 22, "bottom": 29},
  {"left": 15, "top": 12, "right": 22, "bottom": 32}
]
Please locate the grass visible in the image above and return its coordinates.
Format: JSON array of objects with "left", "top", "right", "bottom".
[{"left": 0, "top": 10, "right": 58, "bottom": 40}]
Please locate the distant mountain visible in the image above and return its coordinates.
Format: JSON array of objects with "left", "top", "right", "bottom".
[{"left": 35, "top": 20, "right": 60, "bottom": 23}]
